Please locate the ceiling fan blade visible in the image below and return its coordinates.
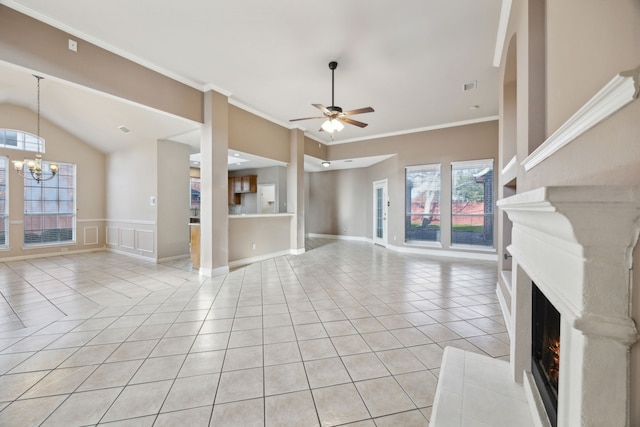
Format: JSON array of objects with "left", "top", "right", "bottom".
[
  {"left": 340, "top": 117, "right": 368, "bottom": 128},
  {"left": 289, "top": 116, "right": 325, "bottom": 122},
  {"left": 312, "top": 104, "right": 331, "bottom": 115},
  {"left": 342, "top": 107, "right": 374, "bottom": 116}
]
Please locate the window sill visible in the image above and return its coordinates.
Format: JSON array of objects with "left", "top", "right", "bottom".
[
  {"left": 404, "top": 240, "right": 443, "bottom": 248},
  {"left": 23, "top": 241, "right": 77, "bottom": 250}
]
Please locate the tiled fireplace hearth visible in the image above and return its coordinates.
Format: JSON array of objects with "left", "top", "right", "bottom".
[{"left": 431, "top": 186, "right": 640, "bottom": 426}]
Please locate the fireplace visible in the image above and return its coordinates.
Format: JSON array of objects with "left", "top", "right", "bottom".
[
  {"left": 531, "top": 283, "right": 560, "bottom": 427},
  {"left": 497, "top": 186, "right": 640, "bottom": 426}
]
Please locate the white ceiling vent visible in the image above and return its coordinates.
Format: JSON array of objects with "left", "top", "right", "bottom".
[
  {"left": 118, "top": 125, "right": 131, "bottom": 133},
  {"left": 463, "top": 81, "right": 477, "bottom": 91}
]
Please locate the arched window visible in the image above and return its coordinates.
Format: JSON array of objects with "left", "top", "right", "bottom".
[{"left": 0, "top": 129, "right": 45, "bottom": 152}]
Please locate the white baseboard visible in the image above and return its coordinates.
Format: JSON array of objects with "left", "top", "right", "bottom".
[
  {"left": 386, "top": 243, "right": 497, "bottom": 261},
  {"left": 0, "top": 247, "right": 105, "bottom": 263},
  {"left": 228, "top": 249, "right": 295, "bottom": 269},
  {"left": 307, "top": 233, "right": 372, "bottom": 243},
  {"left": 106, "top": 247, "right": 156, "bottom": 262},
  {"left": 157, "top": 254, "right": 190, "bottom": 263},
  {"left": 199, "top": 265, "right": 230, "bottom": 277}
]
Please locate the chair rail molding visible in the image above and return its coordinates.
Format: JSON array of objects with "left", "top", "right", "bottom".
[{"left": 523, "top": 66, "right": 640, "bottom": 171}]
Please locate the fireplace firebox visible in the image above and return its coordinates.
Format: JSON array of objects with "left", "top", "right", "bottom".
[{"left": 531, "top": 283, "right": 560, "bottom": 427}]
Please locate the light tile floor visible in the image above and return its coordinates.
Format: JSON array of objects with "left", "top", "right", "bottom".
[{"left": 0, "top": 239, "right": 509, "bottom": 426}]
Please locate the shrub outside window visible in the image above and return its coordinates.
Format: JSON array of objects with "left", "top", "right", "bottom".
[
  {"left": 451, "top": 159, "right": 494, "bottom": 247},
  {"left": 405, "top": 164, "right": 441, "bottom": 243}
]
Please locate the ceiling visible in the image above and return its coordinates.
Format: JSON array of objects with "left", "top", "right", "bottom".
[{"left": 0, "top": 0, "right": 502, "bottom": 167}]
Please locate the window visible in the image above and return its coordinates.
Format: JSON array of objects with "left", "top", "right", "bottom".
[
  {"left": 451, "top": 159, "right": 494, "bottom": 247},
  {"left": 190, "top": 176, "right": 200, "bottom": 216},
  {"left": 406, "top": 164, "right": 441, "bottom": 243},
  {"left": 0, "top": 157, "right": 8, "bottom": 248},
  {"left": 0, "top": 129, "right": 45, "bottom": 152},
  {"left": 24, "top": 161, "right": 75, "bottom": 245}
]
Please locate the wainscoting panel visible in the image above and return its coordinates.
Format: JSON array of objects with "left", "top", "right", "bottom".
[
  {"left": 106, "top": 227, "right": 119, "bottom": 246},
  {"left": 119, "top": 228, "right": 135, "bottom": 250},
  {"left": 136, "top": 230, "right": 154, "bottom": 253},
  {"left": 83, "top": 226, "right": 99, "bottom": 246}
]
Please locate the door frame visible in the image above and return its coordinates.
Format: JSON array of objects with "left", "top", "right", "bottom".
[{"left": 372, "top": 179, "right": 388, "bottom": 247}]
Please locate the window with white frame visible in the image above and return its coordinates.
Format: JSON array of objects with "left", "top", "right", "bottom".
[
  {"left": 405, "top": 164, "right": 441, "bottom": 243},
  {"left": 0, "top": 157, "right": 8, "bottom": 248},
  {"left": 23, "top": 160, "right": 75, "bottom": 245},
  {"left": 0, "top": 129, "right": 45, "bottom": 152},
  {"left": 451, "top": 159, "right": 494, "bottom": 247}
]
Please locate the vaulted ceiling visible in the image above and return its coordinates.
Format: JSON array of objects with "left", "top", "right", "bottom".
[{"left": 0, "top": 0, "right": 502, "bottom": 155}]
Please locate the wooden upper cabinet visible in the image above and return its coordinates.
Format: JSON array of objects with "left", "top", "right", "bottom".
[
  {"left": 228, "top": 175, "right": 257, "bottom": 204},
  {"left": 241, "top": 175, "right": 257, "bottom": 193}
]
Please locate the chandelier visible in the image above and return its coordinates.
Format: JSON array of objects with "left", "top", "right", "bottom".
[{"left": 13, "top": 75, "right": 58, "bottom": 183}]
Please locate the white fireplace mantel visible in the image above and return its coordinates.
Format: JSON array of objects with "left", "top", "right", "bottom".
[{"left": 497, "top": 185, "right": 640, "bottom": 426}]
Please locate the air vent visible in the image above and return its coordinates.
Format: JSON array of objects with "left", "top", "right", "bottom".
[
  {"left": 118, "top": 125, "right": 131, "bottom": 133},
  {"left": 463, "top": 81, "right": 477, "bottom": 91}
]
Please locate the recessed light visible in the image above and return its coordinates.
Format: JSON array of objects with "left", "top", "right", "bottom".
[
  {"left": 118, "top": 125, "right": 131, "bottom": 133},
  {"left": 233, "top": 153, "right": 240, "bottom": 157},
  {"left": 322, "top": 161, "right": 331, "bottom": 168},
  {"left": 470, "top": 105, "right": 480, "bottom": 110},
  {"left": 344, "top": 159, "right": 353, "bottom": 163}
]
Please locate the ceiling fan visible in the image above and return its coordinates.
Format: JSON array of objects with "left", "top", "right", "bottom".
[{"left": 290, "top": 61, "right": 374, "bottom": 133}]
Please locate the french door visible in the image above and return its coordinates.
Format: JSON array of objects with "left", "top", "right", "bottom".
[{"left": 373, "top": 179, "right": 388, "bottom": 246}]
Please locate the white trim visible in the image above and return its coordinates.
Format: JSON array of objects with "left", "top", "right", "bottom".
[
  {"left": 493, "top": 0, "right": 513, "bottom": 67},
  {"left": 320, "top": 116, "right": 499, "bottom": 145},
  {"left": 0, "top": 247, "right": 104, "bottom": 262},
  {"left": 106, "top": 247, "right": 155, "bottom": 262},
  {"left": 157, "top": 254, "right": 190, "bottom": 263},
  {"left": 83, "top": 226, "right": 99, "bottom": 245},
  {"left": 106, "top": 226, "right": 118, "bottom": 246},
  {"left": 307, "top": 233, "right": 372, "bottom": 243},
  {"left": 523, "top": 371, "right": 552, "bottom": 427},
  {"left": 501, "top": 155, "right": 517, "bottom": 177},
  {"left": 106, "top": 219, "right": 156, "bottom": 225},
  {"left": 387, "top": 243, "right": 498, "bottom": 261},
  {"left": 523, "top": 67, "right": 640, "bottom": 171},
  {"left": 199, "top": 265, "right": 230, "bottom": 277},
  {"left": 228, "top": 249, "right": 296, "bottom": 269},
  {"left": 372, "top": 179, "right": 389, "bottom": 247},
  {"left": 76, "top": 218, "right": 107, "bottom": 223},
  {"left": 135, "top": 229, "right": 154, "bottom": 253},
  {"left": 290, "top": 248, "right": 305, "bottom": 255},
  {"left": 496, "top": 281, "right": 512, "bottom": 338},
  {"left": 228, "top": 98, "right": 291, "bottom": 129},
  {"left": 119, "top": 228, "right": 135, "bottom": 250}
]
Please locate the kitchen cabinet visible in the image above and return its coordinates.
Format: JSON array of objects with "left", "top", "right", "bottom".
[
  {"left": 229, "top": 177, "right": 241, "bottom": 204},
  {"left": 228, "top": 175, "right": 257, "bottom": 204},
  {"left": 241, "top": 175, "right": 257, "bottom": 193}
]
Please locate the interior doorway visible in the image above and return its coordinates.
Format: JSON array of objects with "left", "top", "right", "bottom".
[
  {"left": 257, "top": 184, "right": 277, "bottom": 214},
  {"left": 373, "top": 179, "right": 388, "bottom": 246}
]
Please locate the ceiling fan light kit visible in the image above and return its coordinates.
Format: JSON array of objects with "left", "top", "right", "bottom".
[{"left": 290, "top": 61, "right": 374, "bottom": 134}]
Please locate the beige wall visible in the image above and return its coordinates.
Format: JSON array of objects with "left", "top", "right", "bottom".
[
  {"left": 0, "top": 5, "right": 203, "bottom": 123},
  {"left": 307, "top": 168, "right": 369, "bottom": 237},
  {"left": 228, "top": 216, "right": 291, "bottom": 262},
  {"left": 157, "top": 140, "right": 190, "bottom": 260},
  {"left": 500, "top": 0, "right": 640, "bottom": 423},
  {"left": 0, "top": 103, "right": 106, "bottom": 259},
  {"left": 105, "top": 141, "right": 157, "bottom": 259},
  {"left": 308, "top": 121, "right": 499, "bottom": 252},
  {"left": 229, "top": 106, "right": 290, "bottom": 163}
]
